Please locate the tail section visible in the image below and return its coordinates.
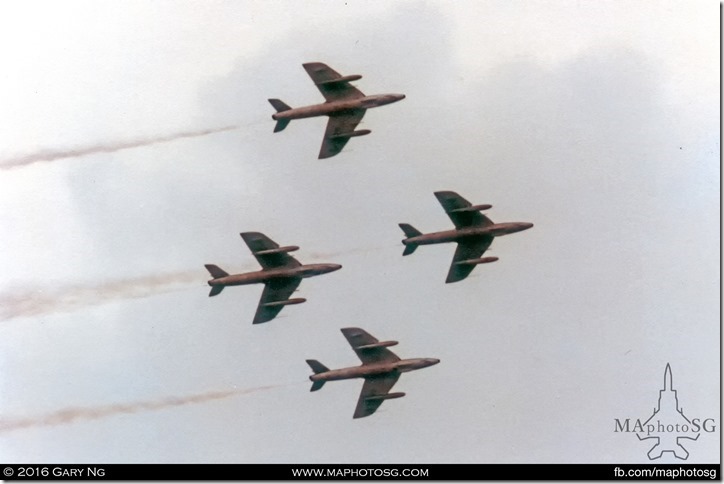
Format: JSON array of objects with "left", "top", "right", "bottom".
[
  {"left": 306, "top": 359, "right": 329, "bottom": 392},
  {"left": 399, "top": 223, "right": 421, "bottom": 256},
  {"left": 269, "top": 99, "right": 292, "bottom": 132},
  {"left": 208, "top": 285, "right": 224, "bottom": 297},
  {"left": 205, "top": 264, "right": 229, "bottom": 279}
]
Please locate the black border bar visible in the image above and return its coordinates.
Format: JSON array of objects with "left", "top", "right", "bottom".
[{"left": 0, "top": 464, "right": 720, "bottom": 480}]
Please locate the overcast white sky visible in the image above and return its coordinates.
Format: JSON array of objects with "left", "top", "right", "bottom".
[{"left": 0, "top": 0, "right": 719, "bottom": 464}]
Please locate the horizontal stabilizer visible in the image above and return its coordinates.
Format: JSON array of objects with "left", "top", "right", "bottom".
[
  {"left": 208, "top": 285, "right": 224, "bottom": 297},
  {"left": 306, "top": 359, "right": 329, "bottom": 374},
  {"left": 310, "top": 380, "right": 325, "bottom": 392},
  {"left": 205, "top": 264, "right": 229, "bottom": 279},
  {"left": 274, "top": 119, "right": 290, "bottom": 133},
  {"left": 400, "top": 224, "right": 421, "bottom": 256},
  {"left": 402, "top": 244, "right": 418, "bottom": 256},
  {"left": 268, "top": 98, "right": 292, "bottom": 112},
  {"left": 399, "top": 223, "right": 422, "bottom": 238}
]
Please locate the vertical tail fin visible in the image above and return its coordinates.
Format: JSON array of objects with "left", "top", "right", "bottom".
[
  {"left": 208, "top": 285, "right": 224, "bottom": 297},
  {"left": 399, "top": 223, "right": 421, "bottom": 256},
  {"left": 310, "top": 380, "right": 325, "bottom": 392}
]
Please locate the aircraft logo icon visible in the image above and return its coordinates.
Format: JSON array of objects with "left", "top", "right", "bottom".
[
  {"left": 635, "top": 364, "right": 700, "bottom": 460},
  {"left": 614, "top": 364, "right": 717, "bottom": 460}
]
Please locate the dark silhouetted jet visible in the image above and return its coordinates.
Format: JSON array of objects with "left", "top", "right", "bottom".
[
  {"left": 269, "top": 62, "right": 405, "bottom": 159},
  {"left": 306, "top": 327, "right": 439, "bottom": 419},
  {"left": 205, "top": 232, "right": 341, "bottom": 324},
  {"left": 399, "top": 191, "right": 533, "bottom": 283}
]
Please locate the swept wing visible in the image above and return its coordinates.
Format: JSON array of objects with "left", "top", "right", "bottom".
[
  {"left": 446, "top": 236, "right": 494, "bottom": 283},
  {"left": 353, "top": 373, "right": 401, "bottom": 419},
  {"left": 341, "top": 327, "right": 400, "bottom": 364},
  {"left": 240, "top": 232, "right": 301, "bottom": 270},
  {"left": 434, "top": 190, "right": 494, "bottom": 229},
  {"left": 318, "top": 110, "right": 366, "bottom": 159},
  {"left": 303, "top": 62, "right": 365, "bottom": 102},
  {"left": 252, "top": 277, "right": 302, "bottom": 324}
]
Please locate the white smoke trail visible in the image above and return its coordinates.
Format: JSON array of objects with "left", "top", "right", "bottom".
[
  {"left": 0, "top": 385, "right": 280, "bottom": 433},
  {"left": 0, "top": 271, "right": 201, "bottom": 322},
  {"left": 0, "top": 125, "right": 241, "bottom": 170}
]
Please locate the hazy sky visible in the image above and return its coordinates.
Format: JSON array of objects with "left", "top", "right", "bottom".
[{"left": 0, "top": 0, "right": 719, "bottom": 464}]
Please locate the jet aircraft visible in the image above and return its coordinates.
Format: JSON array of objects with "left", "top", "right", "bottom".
[
  {"left": 399, "top": 191, "right": 533, "bottom": 283},
  {"left": 268, "top": 62, "right": 405, "bottom": 159},
  {"left": 306, "top": 327, "right": 439, "bottom": 419},
  {"left": 205, "top": 232, "right": 342, "bottom": 324}
]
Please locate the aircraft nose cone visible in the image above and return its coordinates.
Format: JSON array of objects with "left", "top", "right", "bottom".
[
  {"left": 430, "top": 358, "right": 440, "bottom": 366},
  {"left": 331, "top": 264, "right": 343, "bottom": 272},
  {"left": 524, "top": 222, "right": 534, "bottom": 230}
]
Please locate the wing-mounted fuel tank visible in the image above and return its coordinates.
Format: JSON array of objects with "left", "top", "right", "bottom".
[
  {"left": 365, "top": 392, "right": 406, "bottom": 402},
  {"left": 449, "top": 204, "right": 492, "bottom": 213},
  {"left": 262, "top": 298, "right": 306, "bottom": 308},
  {"left": 454, "top": 257, "right": 499, "bottom": 266},
  {"left": 317, "top": 74, "right": 362, "bottom": 85},
  {"left": 357, "top": 340, "right": 399, "bottom": 350},
  {"left": 330, "top": 129, "right": 371, "bottom": 140},
  {"left": 254, "top": 245, "right": 300, "bottom": 255}
]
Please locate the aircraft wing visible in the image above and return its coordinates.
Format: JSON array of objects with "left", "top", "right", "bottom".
[
  {"left": 341, "top": 327, "right": 400, "bottom": 365},
  {"left": 434, "top": 191, "right": 493, "bottom": 229},
  {"left": 303, "top": 62, "right": 365, "bottom": 102},
  {"left": 353, "top": 372, "right": 401, "bottom": 419},
  {"left": 252, "top": 277, "right": 302, "bottom": 324},
  {"left": 446, "top": 236, "right": 494, "bottom": 283},
  {"left": 240, "top": 232, "right": 301, "bottom": 270},
  {"left": 318, "top": 109, "right": 366, "bottom": 159}
]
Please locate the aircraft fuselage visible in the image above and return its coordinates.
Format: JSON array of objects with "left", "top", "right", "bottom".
[
  {"left": 272, "top": 93, "right": 405, "bottom": 121},
  {"left": 310, "top": 358, "right": 440, "bottom": 383},
  {"left": 208, "top": 263, "right": 342, "bottom": 288},
  {"left": 403, "top": 222, "right": 534, "bottom": 246}
]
